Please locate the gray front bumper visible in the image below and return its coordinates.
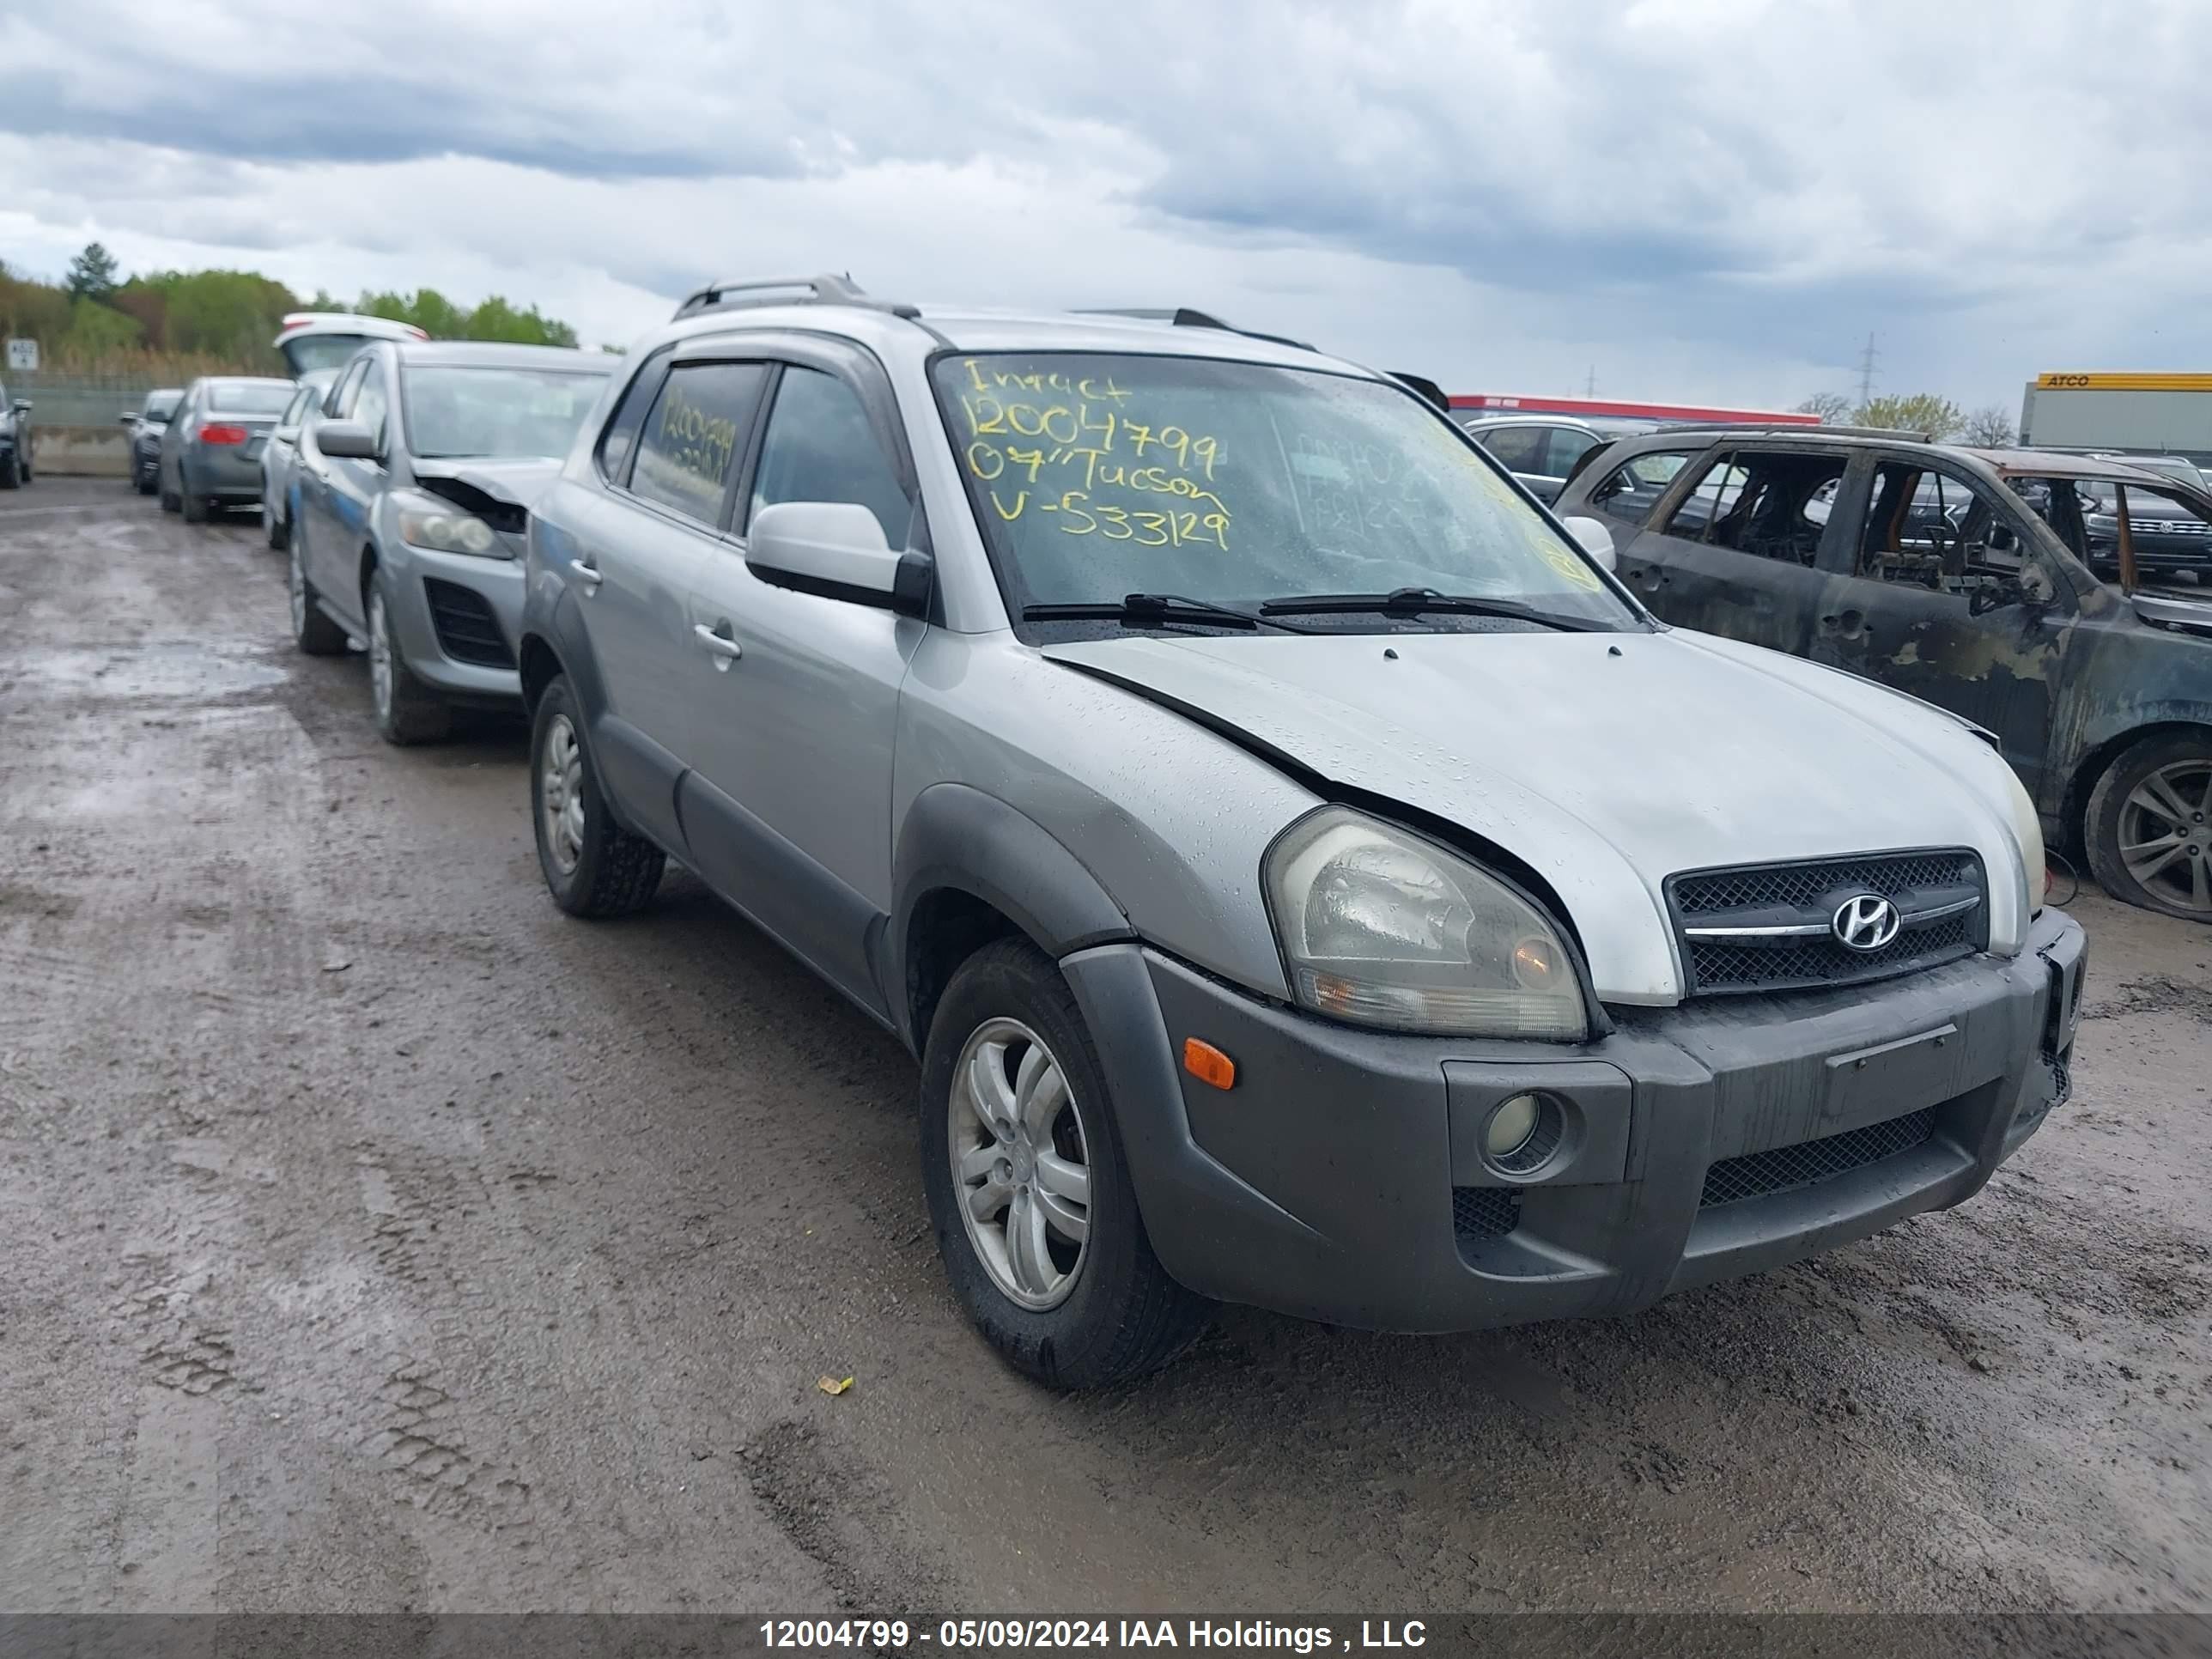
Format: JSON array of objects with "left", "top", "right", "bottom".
[{"left": 1068, "top": 907, "right": 2084, "bottom": 1333}]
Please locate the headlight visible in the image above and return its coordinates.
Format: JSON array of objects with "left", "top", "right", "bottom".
[
  {"left": 1999, "top": 767, "right": 2046, "bottom": 913},
  {"left": 398, "top": 504, "right": 501, "bottom": 556},
  {"left": 1263, "top": 807, "right": 1588, "bottom": 1040}
]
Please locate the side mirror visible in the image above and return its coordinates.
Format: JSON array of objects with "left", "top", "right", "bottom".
[
  {"left": 315, "top": 420, "right": 379, "bottom": 460},
  {"left": 273, "top": 425, "right": 299, "bottom": 443},
  {"left": 1560, "top": 514, "right": 1617, "bottom": 571},
  {"left": 746, "top": 501, "right": 930, "bottom": 617},
  {"left": 120, "top": 410, "right": 139, "bottom": 424},
  {"left": 11, "top": 400, "right": 29, "bottom": 416}
]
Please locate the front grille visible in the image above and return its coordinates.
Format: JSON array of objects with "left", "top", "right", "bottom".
[
  {"left": 1699, "top": 1107, "right": 1937, "bottom": 1208},
  {"left": 1687, "top": 911, "right": 1973, "bottom": 992},
  {"left": 422, "top": 578, "right": 514, "bottom": 668},
  {"left": 1452, "top": 1186, "right": 1522, "bottom": 1240},
  {"left": 1669, "top": 849, "right": 1985, "bottom": 996}
]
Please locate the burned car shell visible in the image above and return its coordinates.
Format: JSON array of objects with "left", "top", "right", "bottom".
[{"left": 1557, "top": 429, "right": 2212, "bottom": 916}]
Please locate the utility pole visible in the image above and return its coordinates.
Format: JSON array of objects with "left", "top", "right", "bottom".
[
  {"left": 1585, "top": 365, "right": 1596, "bottom": 398},
  {"left": 1856, "top": 332, "right": 1879, "bottom": 409}
]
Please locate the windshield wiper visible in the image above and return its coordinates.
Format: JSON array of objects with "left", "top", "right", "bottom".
[
  {"left": 1024, "top": 592, "right": 1315, "bottom": 635},
  {"left": 1258, "top": 586, "right": 1608, "bottom": 632}
]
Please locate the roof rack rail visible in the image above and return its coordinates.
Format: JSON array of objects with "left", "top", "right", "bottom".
[
  {"left": 1666, "top": 421, "right": 1937, "bottom": 441},
  {"left": 672, "top": 273, "right": 920, "bottom": 322},
  {"left": 1073, "top": 306, "right": 1316, "bottom": 354}
]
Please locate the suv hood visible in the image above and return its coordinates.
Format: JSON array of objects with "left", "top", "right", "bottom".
[{"left": 1043, "top": 628, "right": 2033, "bottom": 1004}]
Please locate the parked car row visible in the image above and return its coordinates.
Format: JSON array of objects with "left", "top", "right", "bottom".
[{"left": 160, "top": 282, "right": 2090, "bottom": 1388}]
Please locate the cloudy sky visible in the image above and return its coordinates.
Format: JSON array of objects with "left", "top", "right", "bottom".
[{"left": 2, "top": 0, "right": 2206, "bottom": 413}]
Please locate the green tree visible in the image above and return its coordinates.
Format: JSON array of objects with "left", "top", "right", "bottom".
[
  {"left": 144, "top": 269, "right": 299, "bottom": 365},
  {"left": 66, "top": 241, "right": 121, "bottom": 301},
  {"left": 1856, "top": 392, "right": 1965, "bottom": 440},
  {"left": 61, "top": 295, "right": 142, "bottom": 355}
]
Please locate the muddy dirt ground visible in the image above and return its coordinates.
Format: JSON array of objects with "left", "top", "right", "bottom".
[{"left": 2, "top": 477, "right": 2207, "bottom": 1619}]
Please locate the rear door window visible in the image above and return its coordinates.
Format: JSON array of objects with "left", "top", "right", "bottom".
[
  {"left": 1665, "top": 449, "right": 1848, "bottom": 566},
  {"left": 628, "top": 361, "right": 771, "bottom": 526},
  {"left": 1474, "top": 425, "right": 1545, "bottom": 472}
]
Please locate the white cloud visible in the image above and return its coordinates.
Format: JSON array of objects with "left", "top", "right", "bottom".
[{"left": 3, "top": 0, "right": 2208, "bottom": 410}]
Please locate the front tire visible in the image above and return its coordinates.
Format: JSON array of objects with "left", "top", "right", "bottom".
[
  {"left": 529, "top": 675, "right": 665, "bottom": 916},
  {"left": 366, "top": 575, "right": 450, "bottom": 745},
  {"left": 920, "top": 939, "right": 1212, "bottom": 1389},
  {"left": 136, "top": 461, "right": 156, "bottom": 496},
  {"left": 2086, "top": 732, "right": 2212, "bottom": 921},
  {"left": 0, "top": 449, "right": 18, "bottom": 490}
]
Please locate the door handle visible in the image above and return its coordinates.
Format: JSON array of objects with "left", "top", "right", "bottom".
[
  {"left": 569, "top": 558, "right": 603, "bottom": 588},
  {"left": 693, "top": 621, "right": 742, "bottom": 664}
]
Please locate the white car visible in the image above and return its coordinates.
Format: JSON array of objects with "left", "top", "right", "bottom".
[{"left": 272, "top": 311, "right": 428, "bottom": 378}]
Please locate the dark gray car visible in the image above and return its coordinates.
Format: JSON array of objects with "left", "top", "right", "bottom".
[
  {"left": 0, "top": 376, "right": 32, "bottom": 489},
  {"left": 1557, "top": 428, "right": 2212, "bottom": 921},
  {"left": 158, "top": 377, "right": 295, "bottom": 521},
  {"left": 286, "top": 340, "right": 613, "bottom": 744},
  {"left": 119, "top": 386, "right": 183, "bottom": 495}
]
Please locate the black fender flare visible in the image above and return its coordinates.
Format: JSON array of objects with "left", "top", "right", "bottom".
[{"left": 888, "top": 783, "right": 1133, "bottom": 1042}]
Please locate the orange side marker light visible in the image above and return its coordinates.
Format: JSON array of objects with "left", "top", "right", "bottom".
[{"left": 1182, "top": 1037, "right": 1237, "bottom": 1091}]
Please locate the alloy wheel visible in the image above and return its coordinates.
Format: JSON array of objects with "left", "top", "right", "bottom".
[
  {"left": 539, "top": 714, "right": 586, "bottom": 876},
  {"left": 2118, "top": 758, "right": 2212, "bottom": 916},
  {"left": 949, "top": 1018, "right": 1092, "bottom": 1310}
]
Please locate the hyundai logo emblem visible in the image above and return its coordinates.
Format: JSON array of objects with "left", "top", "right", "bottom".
[{"left": 1832, "top": 893, "right": 1902, "bottom": 952}]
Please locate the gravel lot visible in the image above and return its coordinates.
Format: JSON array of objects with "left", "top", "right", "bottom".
[{"left": 2, "top": 477, "right": 2208, "bottom": 1619}]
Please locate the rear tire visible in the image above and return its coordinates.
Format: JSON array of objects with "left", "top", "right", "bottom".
[
  {"left": 159, "top": 468, "right": 180, "bottom": 512},
  {"left": 289, "top": 520, "right": 348, "bottom": 657},
  {"left": 2086, "top": 732, "right": 2212, "bottom": 921},
  {"left": 367, "top": 575, "right": 450, "bottom": 745},
  {"left": 920, "top": 939, "right": 1212, "bottom": 1389},
  {"left": 0, "top": 450, "right": 18, "bottom": 490},
  {"left": 529, "top": 675, "right": 665, "bottom": 917},
  {"left": 180, "top": 483, "right": 207, "bottom": 524},
  {"left": 265, "top": 501, "right": 286, "bottom": 550}
]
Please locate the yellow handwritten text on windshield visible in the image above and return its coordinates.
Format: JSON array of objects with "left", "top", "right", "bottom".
[{"left": 956, "top": 359, "right": 1231, "bottom": 550}]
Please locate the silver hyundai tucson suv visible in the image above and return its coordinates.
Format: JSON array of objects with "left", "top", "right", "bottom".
[{"left": 518, "top": 276, "right": 2086, "bottom": 1388}]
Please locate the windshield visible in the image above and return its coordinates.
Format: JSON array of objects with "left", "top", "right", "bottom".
[
  {"left": 933, "top": 353, "right": 1637, "bottom": 632},
  {"left": 143, "top": 391, "right": 181, "bottom": 422},
  {"left": 209, "top": 380, "right": 295, "bottom": 415},
  {"left": 401, "top": 366, "right": 608, "bottom": 460}
]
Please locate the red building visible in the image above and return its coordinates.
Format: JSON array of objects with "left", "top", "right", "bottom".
[{"left": 1449, "top": 392, "right": 1819, "bottom": 426}]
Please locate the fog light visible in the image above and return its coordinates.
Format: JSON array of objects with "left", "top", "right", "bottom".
[
  {"left": 1483, "top": 1091, "right": 1565, "bottom": 1176},
  {"left": 1486, "top": 1093, "right": 1541, "bottom": 1159}
]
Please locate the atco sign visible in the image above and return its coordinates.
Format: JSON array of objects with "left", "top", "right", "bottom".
[{"left": 3, "top": 339, "right": 36, "bottom": 372}]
